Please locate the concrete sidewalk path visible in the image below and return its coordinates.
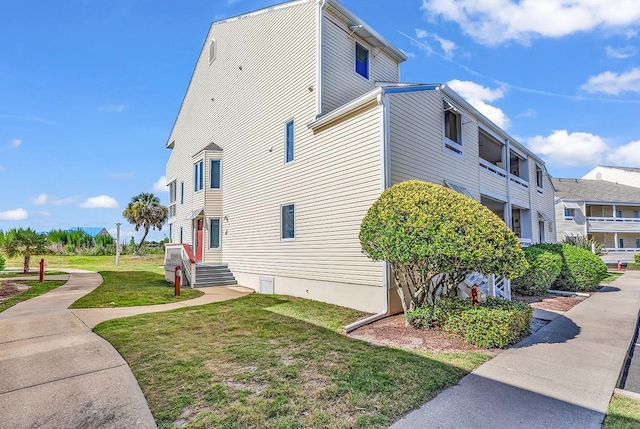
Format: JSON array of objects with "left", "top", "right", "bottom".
[
  {"left": 0, "top": 269, "right": 252, "bottom": 429},
  {"left": 391, "top": 271, "right": 640, "bottom": 429}
]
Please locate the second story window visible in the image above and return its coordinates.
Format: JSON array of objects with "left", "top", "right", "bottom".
[
  {"left": 443, "top": 101, "right": 463, "bottom": 156},
  {"left": 169, "top": 180, "right": 177, "bottom": 204},
  {"left": 355, "top": 42, "right": 369, "bottom": 79},
  {"left": 536, "top": 165, "right": 543, "bottom": 189},
  {"left": 564, "top": 208, "right": 575, "bottom": 219},
  {"left": 194, "top": 160, "right": 204, "bottom": 192},
  {"left": 180, "top": 182, "right": 184, "bottom": 204},
  {"left": 285, "top": 120, "right": 295, "bottom": 163},
  {"left": 211, "top": 159, "right": 221, "bottom": 189}
]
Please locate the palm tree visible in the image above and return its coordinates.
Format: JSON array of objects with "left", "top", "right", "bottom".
[
  {"left": 2, "top": 228, "right": 50, "bottom": 273},
  {"left": 122, "top": 192, "right": 168, "bottom": 254}
]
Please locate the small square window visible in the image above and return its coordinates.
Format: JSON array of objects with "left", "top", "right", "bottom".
[
  {"left": 564, "top": 208, "right": 575, "bottom": 218},
  {"left": 281, "top": 204, "right": 295, "bottom": 240},
  {"left": 355, "top": 42, "right": 369, "bottom": 79},
  {"left": 211, "top": 160, "right": 221, "bottom": 189},
  {"left": 285, "top": 120, "right": 294, "bottom": 163},
  {"left": 210, "top": 218, "right": 221, "bottom": 249}
]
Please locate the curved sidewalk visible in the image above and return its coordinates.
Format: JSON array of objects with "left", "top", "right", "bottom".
[
  {"left": 391, "top": 271, "right": 640, "bottom": 429},
  {"left": 0, "top": 270, "right": 252, "bottom": 429}
]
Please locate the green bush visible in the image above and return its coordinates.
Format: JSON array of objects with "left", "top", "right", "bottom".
[
  {"left": 0, "top": 254, "right": 5, "bottom": 271},
  {"left": 512, "top": 245, "right": 563, "bottom": 296},
  {"left": 406, "top": 297, "right": 532, "bottom": 348},
  {"left": 552, "top": 244, "right": 608, "bottom": 292},
  {"left": 635, "top": 254, "right": 640, "bottom": 264},
  {"left": 628, "top": 262, "right": 640, "bottom": 270}
]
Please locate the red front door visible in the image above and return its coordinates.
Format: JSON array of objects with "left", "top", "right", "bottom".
[{"left": 196, "top": 219, "right": 203, "bottom": 262}]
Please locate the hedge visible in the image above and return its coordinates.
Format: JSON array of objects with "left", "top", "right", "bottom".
[
  {"left": 628, "top": 263, "right": 640, "bottom": 270},
  {"left": 512, "top": 245, "right": 562, "bottom": 296},
  {"left": 406, "top": 297, "right": 533, "bottom": 348},
  {"left": 635, "top": 254, "right": 640, "bottom": 263},
  {"left": 0, "top": 254, "right": 4, "bottom": 271},
  {"left": 551, "top": 244, "right": 608, "bottom": 292}
]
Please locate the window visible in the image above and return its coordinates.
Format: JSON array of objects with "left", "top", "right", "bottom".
[
  {"left": 443, "top": 101, "right": 463, "bottom": 156},
  {"left": 281, "top": 204, "right": 295, "bottom": 240},
  {"left": 634, "top": 211, "right": 639, "bottom": 219},
  {"left": 539, "top": 221, "right": 545, "bottom": 243},
  {"left": 564, "top": 208, "right": 576, "bottom": 218},
  {"left": 536, "top": 165, "right": 543, "bottom": 189},
  {"left": 210, "top": 160, "right": 221, "bottom": 189},
  {"left": 636, "top": 238, "right": 640, "bottom": 248},
  {"left": 209, "top": 39, "right": 216, "bottom": 63},
  {"left": 169, "top": 224, "right": 173, "bottom": 243},
  {"left": 194, "top": 161, "right": 204, "bottom": 192},
  {"left": 285, "top": 120, "right": 294, "bottom": 163},
  {"left": 180, "top": 182, "right": 184, "bottom": 204},
  {"left": 209, "top": 218, "right": 221, "bottom": 249},
  {"left": 179, "top": 227, "right": 183, "bottom": 244},
  {"left": 355, "top": 42, "right": 369, "bottom": 79},
  {"left": 169, "top": 181, "right": 177, "bottom": 204},
  {"left": 619, "top": 238, "right": 624, "bottom": 248},
  {"left": 617, "top": 210, "right": 623, "bottom": 218}
]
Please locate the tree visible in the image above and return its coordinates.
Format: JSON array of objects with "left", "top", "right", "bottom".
[
  {"left": 122, "top": 192, "right": 168, "bottom": 254},
  {"left": 359, "top": 180, "right": 528, "bottom": 312},
  {"left": 1, "top": 228, "right": 50, "bottom": 273}
]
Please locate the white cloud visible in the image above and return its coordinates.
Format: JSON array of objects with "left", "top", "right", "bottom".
[
  {"left": 0, "top": 208, "right": 28, "bottom": 220},
  {"left": 516, "top": 108, "right": 537, "bottom": 119},
  {"left": 582, "top": 68, "right": 640, "bottom": 95},
  {"left": 446, "top": 79, "right": 511, "bottom": 129},
  {"left": 606, "top": 140, "right": 640, "bottom": 166},
  {"left": 31, "top": 193, "right": 49, "bottom": 205},
  {"left": 527, "top": 130, "right": 608, "bottom": 166},
  {"left": 605, "top": 45, "right": 638, "bottom": 59},
  {"left": 30, "top": 193, "right": 76, "bottom": 206},
  {"left": 421, "top": 0, "right": 640, "bottom": 45},
  {"left": 400, "top": 49, "right": 416, "bottom": 59},
  {"left": 79, "top": 195, "right": 119, "bottom": 209},
  {"left": 52, "top": 196, "right": 76, "bottom": 206},
  {"left": 415, "top": 29, "right": 457, "bottom": 59},
  {"left": 99, "top": 104, "right": 125, "bottom": 112},
  {"left": 152, "top": 175, "right": 168, "bottom": 193},
  {"left": 10, "top": 139, "right": 22, "bottom": 148},
  {"left": 37, "top": 211, "right": 52, "bottom": 217},
  {"left": 433, "top": 35, "right": 457, "bottom": 60}
]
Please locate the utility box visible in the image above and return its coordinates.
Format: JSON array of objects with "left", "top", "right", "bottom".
[{"left": 259, "top": 276, "right": 274, "bottom": 294}]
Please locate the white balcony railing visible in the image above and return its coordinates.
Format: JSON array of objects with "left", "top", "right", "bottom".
[
  {"left": 509, "top": 174, "right": 529, "bottom": 189},
  {"left": 479, "top": 158, "right": 507, "bottom": 179},
  {"left": 587, "top": 217, "right": 640, "bottom": 233}
]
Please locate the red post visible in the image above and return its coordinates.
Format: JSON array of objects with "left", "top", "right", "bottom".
[
  {"left": 618, "top": 260, "right": 622, "bottom": 271},
  {"left": 174, "top": 266, "right": 181, "bottom": 296},
  {"left": 39, "top": 259, "right": 45, "bottom": 283}
]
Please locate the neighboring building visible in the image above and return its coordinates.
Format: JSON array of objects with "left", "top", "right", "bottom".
[
  {"left": 164, "top": 0, "right": 556, "bottom": 314},
  {"left": 582, "top": 165, "right": 640, "bottom": 188},
  {"left": 552, "top": 178, "right": 640, "bottom": 262},
  {"left": 65, "top": 227, "right": 111, "bottom": 238}
]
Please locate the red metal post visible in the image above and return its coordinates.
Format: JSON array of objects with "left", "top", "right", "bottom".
[
  {"left": 39, "top": 259, "right": 45, "bottom": 283},
  {"left": 618, "top": 260, "right": 622, "bottom": 271},
  {"left": 174, "top": 266, "right": 181, "bottom": 296}
]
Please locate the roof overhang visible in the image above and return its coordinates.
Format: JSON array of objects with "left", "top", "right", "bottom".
[
  {"left": 444, "top": 180, "right": 474, "bottom": 199},
  {"left": 185, "top": 207, "right": 204, "bottom": 220},
  {"left": 538, "top": 211, "right": 554, "bottom": 223},
  {"left": 563, "top": 202, "right": 581, "bottom": 209}
]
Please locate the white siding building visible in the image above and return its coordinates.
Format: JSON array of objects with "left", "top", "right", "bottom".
[
  {"left": 164, "top": 0, "right": 556, "bottom": 315},
  {"left": 582, "top": 166, "right": 640, "bottom": 188}
]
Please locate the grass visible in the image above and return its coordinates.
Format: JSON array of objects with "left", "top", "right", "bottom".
[
  {"left": 95, "top": 294, "right": 490, "bottom": 429},
  {"left": 604, "top": 394, "right": 640, "bottom": 428},
  {"left": 0, "top": 270, "right": 68, "bottom": 278},
  {"left": 70, "top": 271, "right": 203, "bottom": 308},
  {"left": 4, "top": 254, "right": 165, "bottom": 274},
  {"left": 0, "top": 280, "right": 67, "bottom": 313},
  {"left": 602, "top": 271, "right": 625, "bottom": 284}
]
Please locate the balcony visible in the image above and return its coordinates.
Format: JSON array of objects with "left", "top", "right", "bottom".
[
  {"left": 586, "top": 217, "right": 640, "bottom": 233},
  {"left": 169, "top": 204, "right": 177, "bottom": 219}
]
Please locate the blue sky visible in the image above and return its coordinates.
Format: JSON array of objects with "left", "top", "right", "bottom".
[{"left": 1, "top": 0, "right": 639, "bottom": 241}]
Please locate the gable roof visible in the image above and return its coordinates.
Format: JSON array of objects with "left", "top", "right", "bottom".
[
  {"left": 599, "top": 165, "right": 640, "bottom": 173},
  {"left": 552, "top": 178, "right": 640, "bottom": 203}
]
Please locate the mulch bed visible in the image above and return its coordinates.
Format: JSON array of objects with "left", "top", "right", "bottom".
[
  {"left": 514, "top": 293, "right": 588, "bottom": 312},
  {"left": 0, "top": 281, "right": 30, "bottom": 302}
]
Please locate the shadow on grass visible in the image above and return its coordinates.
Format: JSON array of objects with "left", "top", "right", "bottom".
[{"left": 94, "top": 294, "right": 490, "bottom": 429}]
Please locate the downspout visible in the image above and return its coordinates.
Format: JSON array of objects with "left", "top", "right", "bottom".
[
  {"left": 505, "top": 139, "right": 513, "bottom": 229},
  {"left": 315, "top": 0, "right": 326, "bottom": 118},
  {"left": 345, "top": 91, "right": 390, "bottom": 333}
]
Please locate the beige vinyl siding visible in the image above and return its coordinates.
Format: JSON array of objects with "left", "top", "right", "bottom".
[
  {"left": 388, "top": 90, "right": 481, "bottom": 199},
  {"left": 321, "top": 12, "right": 399, "bottom": 114},
  {"left": 225, "top": 104, "right": 383, "bottom": 286},
  {"left": 479, "top": 169, "right": 508, "bottom": 197},
  {"left": 528, "top": 163, "right": 556, "bottom": 243},
  {"left": 204, "top": 152, "right": 223, "bottom": 263},
  {"left": 555, "top": 200, "right": 586, "bottom": 239}
]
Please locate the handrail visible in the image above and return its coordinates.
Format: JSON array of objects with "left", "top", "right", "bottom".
[
  {"left": 478, "top": 158, "right": 507, "bottom": 179},
  {"left": 181, "top": 243, "right": 196, "bottom": 263},
  {"left": 509, "top": 173, "right": 529, "bottom": 189},
  {"left": 165, "top": 243, "right": 196, "bottom": 286},
  {"left": 587, "top": 216, "right": 640, "bottom": 223}
]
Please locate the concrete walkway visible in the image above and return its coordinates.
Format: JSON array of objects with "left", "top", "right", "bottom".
[
  {"left": 391, "top": 271, "right": 640, "bottom": 429},
  {"left": 0, "top": 270, "right": 252, "bottom": 429}
]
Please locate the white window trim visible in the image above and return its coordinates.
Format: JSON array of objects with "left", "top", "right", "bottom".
[
  {"left": 354, "top": 41, "right": 370, "bottom": 81},
  {"left": 209, "top": 218, "right": 221, "bottom": 250},
  {"left": 210, "top": 159, "right": 221, "bottom": 189},
  {"left": 284, "top": 119, "right": 295, "bottom": 165},
  {"left": 209, "top": 39, "right": 217, "bottom": 64},
  {"left": 194, "top": 160, "right": 204, "bottom": 193},
  {"left": 442, "top": 100, "right": 464, "bottom": 158},
  {"left": 280, "top": 203, "right": 295, "bottom": 241}
]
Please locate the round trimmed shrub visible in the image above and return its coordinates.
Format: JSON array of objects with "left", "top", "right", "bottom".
[
  {"left": 552, "top": 243, "right": 608, "bottom": 292},
  {"left": 512, "top": 245, "right": 563, "bottom": 296}
]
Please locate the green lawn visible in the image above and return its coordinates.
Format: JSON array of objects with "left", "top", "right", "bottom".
[
  {"left": 602, "top": 271, "right": 625, "bottom": 284},
  {"left": 604, "top": 394, "right": 640, "bottom": 428},
  {"left": 0, "top": 280, "right": 67, "bottom": 313},
  {"left": 4, "top": 254, "right": 165, "bottom": 273},
  {"left": 70, "top": 271, "right": 203, "bottom": 308},
  {"left": 95, "top": 294, "right": 490, "bottom": 429},
  {"left": 0, "top": 270, "right": 68, "bottom": 279}
]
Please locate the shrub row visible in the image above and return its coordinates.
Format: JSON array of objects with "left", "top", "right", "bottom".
[
  {"left": 628, "top": 263, "right": 640, "bottom": 271},
  {"left": 512, "top": 243, "right": 607, "bottom": 295},
  {"left": 636, "top": 254, "right": 640, "bottom": 263},
  {"left": 406, "top": 297, "right": 533, "bottom": 348},
  {"left": 0, "top": 254, "right": 4, "bottom": 271}
]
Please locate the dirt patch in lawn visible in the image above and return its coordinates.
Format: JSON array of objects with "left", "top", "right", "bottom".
[
  {"left": 514, "top": 294, "right": 588, "bottom": 312},
  {"left": 348, "top": 314, "right": 488, "bottom": 354},
  {"left": 0, "top": 281, "right": 29, "bottom": 301}
]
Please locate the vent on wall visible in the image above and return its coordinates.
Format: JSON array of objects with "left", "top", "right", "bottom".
[{"left": 259, "top": 276, "right": 274, "bottom": 294}]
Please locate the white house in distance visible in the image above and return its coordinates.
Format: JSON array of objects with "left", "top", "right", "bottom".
[
  {"left": 552, "top": 177, "right": 640, "bottom": 263},
  {"left": 582, "top": 165, "right": 640, "bottom": 188},
  {"left": 163, "top": 0, "right": 556, "bottom": 317}
]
